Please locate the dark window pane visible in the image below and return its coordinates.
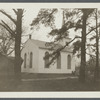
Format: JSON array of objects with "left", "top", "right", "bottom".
[
  {"left": 57, "top": 52, "right": 61, "bottom": 69},
  {"left": 45, "top": 51, "right": 49, "bottom": 68},
  {"left": 30, "top": 52, "right": 33, "bottom": 68},
  {"left": 67, "top": 55, "right": 71, "bottom": 69},
  {"left": 24, "top": 53, "right": 27, "bottom": 68}
]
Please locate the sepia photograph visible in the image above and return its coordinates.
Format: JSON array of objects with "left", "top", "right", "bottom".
[{"left": 0, "top": 3, "right": 100, "bottom": 96}]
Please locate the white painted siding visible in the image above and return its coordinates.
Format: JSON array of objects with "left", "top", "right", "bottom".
[
  {"left": 61, "top": 52, "right": 75, "bottom": 73},
  {"left": 21, "top": 39, "right": 75, "bottom": 74},
  {"left": 38, "top": 48, "right": 57, "bottom": 73},
  {"left": 38, "top": 48, "right": 75, "bottom": 74},
  {"left": 21, "top": 40, "right": 39, "bottom": 73}
]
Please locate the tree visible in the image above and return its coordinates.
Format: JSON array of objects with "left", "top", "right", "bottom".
[
  {"left": 86, "top": 56, "right": 98, "bottom": 75},
  {"left": 87, "top": 9, "right": 100, "bottom": 81},
  {"left": 94, "top": 8, "right": 99, "bottom": 82},
  {"left": 0, "top": 9, "right": 24, "bottom": 80},
  {"left": 31, "top": 8, "right": 97, "bottom": 82},
  {"left": 78, "top": 9, "right": 92, "bottom": 82},
  {"left": 0, "top": 24, "right": 15, "bottom": 56}
]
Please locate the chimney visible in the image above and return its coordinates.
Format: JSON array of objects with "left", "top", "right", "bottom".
[{"left": 29, "top": 34, "right": 31, "bottom": 39}]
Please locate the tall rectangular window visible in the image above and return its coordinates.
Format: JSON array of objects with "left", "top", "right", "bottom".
[
  {"left": 24, "top": 53, "right": 27, "bottom": 68},
  {"left": 45, "top": 51, "right": 49, "bottom": 68},
  {"left": 30, "top": 52, "right": 33, "bottom": 68},
  {"left": 57, "top": 52, "right": 61, "bottom": 69},
  {"left": 67, "top": 55, "right": 71, "bottom": 69}
]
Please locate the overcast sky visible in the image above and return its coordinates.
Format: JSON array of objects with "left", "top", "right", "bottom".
[{"left": 0, "top": 8, "right": 64, "bottom": 42}]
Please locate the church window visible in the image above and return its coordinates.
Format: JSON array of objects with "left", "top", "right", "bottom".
[
  {"left": 45, "top": 51, "right": 49, "bottom": 68},
  {"left": 30, "top": 52, "right": 33, "bottom": 68},
  {"left": 67, "top": 55, "right": 71, "bottom": 69},
  {"left": 57, "top": 52, "right": 61, "bottom": 69},
  {"left": 24, "top": 53, "right": 27, "bottom": 68}
]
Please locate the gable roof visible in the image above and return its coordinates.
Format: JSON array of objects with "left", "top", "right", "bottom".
[
  {"left": 30, "top": 39, "right": 73, "bottom": 53},
  {"left": 31, "top": 39, "right": 47, "bottom": 48}
]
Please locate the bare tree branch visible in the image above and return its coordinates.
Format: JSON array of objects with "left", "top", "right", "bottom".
[
  {"left": 86, "top": 23, "right": 100, "bottom": 36},
  {"left": 1, "top": 20, "right": 15, "bottom": 33},
  {"left": 13, "top": 9, "right": 17, "bottom": 15},
  {"left": 86, "top": 52, "right": 96, "bottom": 57},
  {"left": 0, "top": 23, "right": 12, "bottom": 35},
  {"left": 0, "top": 21, "right": 15, "bottom": 38},
  {"left": 0, "top": 10, "right": 16, "bottom": 25},
  {"left": 7, "top": 49, "right": 14, "bottom": 56}
]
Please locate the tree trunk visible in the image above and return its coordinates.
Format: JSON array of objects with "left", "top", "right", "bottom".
[
  {"left": 14, "top": 9, "right": 22, "bottom": 80},
  {"left": 79, "top": 11, "right": 87, "bottom": 82},
  {"left": 94, "top": 8, "right": 99, "bottom": 82}
]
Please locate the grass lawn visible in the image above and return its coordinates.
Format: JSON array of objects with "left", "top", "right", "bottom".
[{"left": 0, "top": 73, "right": 100, "bottom": 91}]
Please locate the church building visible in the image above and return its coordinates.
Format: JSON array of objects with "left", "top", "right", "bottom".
[{"left": 21, "top": 35, "right": 75, "bottom": 74}]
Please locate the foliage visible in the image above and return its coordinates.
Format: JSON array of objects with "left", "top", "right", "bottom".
[
  {"left": 86, "top": 57, "right": 96, "bottom": 73},
  {"left": 31, "top": 9, "right": 58, "bottom": 29},
  {"left": 73, "top": 40, "right": 81, "bottom": 54}
]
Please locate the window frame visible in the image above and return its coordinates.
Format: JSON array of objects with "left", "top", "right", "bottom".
[
  {"left": 24, "top": 53, "right": 27, "bottom": 68},
  {"left": 57, "top": 52, "right": 61, "bottom": 69},
  {"left": 67, "top": 54, "right": 71, "bottom": 69},
  {"left": 30, "top": 52, "right": 33, "bottom": 68},
  {"left": 44, "top": 51, "right": 49, "bottom": 68}
]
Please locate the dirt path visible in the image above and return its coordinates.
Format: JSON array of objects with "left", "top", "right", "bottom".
[{"left": 22, "top": 76, "right": 78, "bottom": 81}]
